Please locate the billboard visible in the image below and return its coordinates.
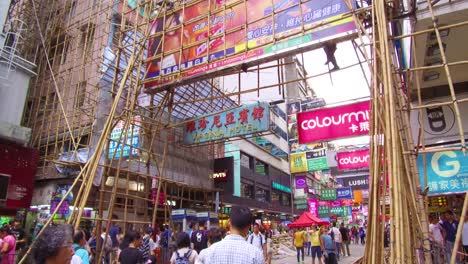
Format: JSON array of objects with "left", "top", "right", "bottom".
[
  {"left": 0, "top": 142, "right": 38, "bottom": 209},
  {"left": 108, "top": 116, "right": 141, "bottom": 159},
  {"left": 418, "top": 150, "right": 468, "bottom": 195},
  {"left": 337, "top": 175, "right": 369, "bottom": 190},
  {"left": 290, "top": 147, "right": 329, "bottom": 173},
  {"left": 308, "top": 199, "right": 319, "bottom": 217},
  {"left": 145, "top": 0, "right": 356, "bottom": 88},
  {"left": 184, "top": 102, "right": 270, "bottom": 144},
  {"left": 337, "top": 149, "right": 370, "bottom": 170},
  {"left": 297, "top": 100, "right": 370, "bottom": 143}
]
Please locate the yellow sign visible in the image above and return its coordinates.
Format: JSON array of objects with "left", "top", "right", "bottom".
[{"left": 290, "top": 152, "right": 308, "bottom": 173}]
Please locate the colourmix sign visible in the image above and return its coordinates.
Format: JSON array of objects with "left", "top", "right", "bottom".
[
  {"left": 145, "top": 0, "right": 356, "bottom": 88},
  {"left": 337, "top": 149, "right": 370, "bottom": 170},
  {"left": 297, "top": 101, "right": 370, "bottom": 143},
  {"left": 184, "top": 102, "right": 270, "bottom": 144}
]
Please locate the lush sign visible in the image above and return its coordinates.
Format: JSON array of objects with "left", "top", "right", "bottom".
[
  {"left": 145, "top": 0, "right": 356, "bottom": 88},
  {"left": 297, "top": 101, "right": 370, "bottom": 143},
  {"left": 321, "top": 188, "right": 337, "bottom": 200},
  {"left": 337, "top": 149, "right": 370, "bottom": 170},
  {"left": 337, "top": 175, "right": 369, "bottom": 190},
  {"left": 418, "top": 150, "right": 468, "bottom": 195},
  {"left": 272, "top": 182, "right": 291, "bottom": 193},
  {"left": 184, "top": 103, "right": 270, "bottom": 144}
]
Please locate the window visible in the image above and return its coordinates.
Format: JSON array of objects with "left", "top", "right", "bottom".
[
  {"left": 241, "top": 181, "right": 254, "bottom": 199},
  {"left": 255, "top": 160, "right": 268, "bottom": 175},
  {"left": 271, "top": 191, "right": 280, "bottom": 203},
  {"left": 280, "top": 194, "right": 291, "bottom": 206},
  {"left": 75, "top": 81, "right": 87, "bottom": 108},
  {"left": 37, "top": 96, "right": 47, "bottom": 117},
  {"left": 255, "top": 187, "right": 270, "bottom": 203},
  {"left": 80, "top": 23, "right": 96, "bottom": 56},
  {"left": 240, "top": 153, "right": 253, "bottom": 169},
  {"left": 48, "top": 34, "right": 69, "bottom": 65}
]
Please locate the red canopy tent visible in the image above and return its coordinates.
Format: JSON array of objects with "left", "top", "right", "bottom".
[{"left": 288, "top": 211, "right": 329, "bottom": 228}]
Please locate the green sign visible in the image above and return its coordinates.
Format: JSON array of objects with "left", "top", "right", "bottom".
[
  {"left": 318, "top": 206, "right": 329, "bottom": 217},
  {"left": 321, "top": 189, "right": 337, "bottom": 201},
  {"left": 330, "top": 207, "right": 344, "bottom": 216},
  {"left": 307, "top": 157, "right": 329, "bottom": 171},
  {"left": 296, "top": 204, "right": 308, "bottom": 210},
  {"left": 272, "top": 182, "right": 291, "bottom": 193},
  {"left": 294, "top": 199, "right": 308, "bottom": 205}
]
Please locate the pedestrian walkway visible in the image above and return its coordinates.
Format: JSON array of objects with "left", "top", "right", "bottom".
[{"left": 272, "top": 244, "right": 365, "bottom": 264}]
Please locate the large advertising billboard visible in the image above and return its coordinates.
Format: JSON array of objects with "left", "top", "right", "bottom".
[
  {"left": 145, "top": 0, "right": 356, "bottom": 89},
  {"left": 184, "top": 102, "right": 270, "bottom": 144},
  {"left": 418, "top": 150, "right": 468, "bottom": 196},
  {"left": 297, "top": 100, "right": 370, "bottom": 143}
]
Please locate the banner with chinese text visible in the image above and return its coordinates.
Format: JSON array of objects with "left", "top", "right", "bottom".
[
  {"left": 321, "top": 188, "right": 337, "bottom": 200},
  {"left": 184, "top": 102, "right": 270, "bottom": 144},
  {"left": 418, "top": 150, "right": 468, "bottom": 195},
  {"left": 145, "top": 0, "right": 356, "bottom": 88}
]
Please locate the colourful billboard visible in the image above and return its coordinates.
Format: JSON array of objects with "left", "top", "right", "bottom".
[
  {"left": 145, "top": 0, "right": 356, "bottom": 88},
  {"left": 290, "top": 147, "right": 328, "bottom": 173},
  {"left": 184, "top": 102, "right": 270, "bottom": 144},
  {"left": 297, "top": 100, "right": 370, "bottom": 143},
  {"left": 337, "top": 149, "right": 370, "bottom": 170},
  {"left": 418, "top": 150, "right": 468, "bottom": 195}
]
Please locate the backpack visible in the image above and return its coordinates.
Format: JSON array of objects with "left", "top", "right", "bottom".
[
  {"left": 249, "top": 233, "right": 263, "bottom": 245},
  {"left": 175, "top": 249, "right": 192, "bottom": 264}
]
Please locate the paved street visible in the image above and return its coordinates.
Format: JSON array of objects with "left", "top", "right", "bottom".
[{"left": 273, "top": 243, "right": 365, "bottom": 264}]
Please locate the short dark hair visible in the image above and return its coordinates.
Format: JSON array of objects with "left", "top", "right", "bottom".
[
  {"left": 253, "top": 223, "right": 260, "bottom": 228},
  {"left": 446, "top": 210, "right": 454, "bottom": 216},
  {"left": 230, "top": 206, "right": 252, "bottom": 230},
  {"left": 73, "top": 229, "right": 85, "bottom": 244},
  {"left": 120, "top": 230, "right": 141, "bottom": 250},
  {"left": 176, "top": 232, "right": 190, "bottom": 249},
  {"left": 332, "top": 222, "right": 337, "bottom": 227},
  {"left": 198, "top": 221, "right": 206, "bottom": 227},
  {"left": 207, "top": 228, "right": 224, "bottom": 244}
]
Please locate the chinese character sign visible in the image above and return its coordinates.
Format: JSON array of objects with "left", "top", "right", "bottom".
[
  {"left": 321, "top": 188, "right": 337, "bottom": 200},
  {"left": 318, "top": 206, "right": 329, "bottom": 217},
  {"left": 308, "top": 199, "right": 318, "bottom": 217},
  {"left": 336, "top": 187, "right": 353, "bottom": 199},
  {"left": 297, "top": 101, "right": 370, "bottom": 143},
  {"left": 418, "top": 150, "right": 468, "bottom": 195},
  {"left": 329, "top": 206, "right": 344, "bottom": 216},
  {"left": 108, "top": 116, "right": 141, "bottom": 159},
  {"left": 145, "top": 0, "right": 356, "bottom": 88},
  {"left": 291, "top": 152, "right": 308, "bottom": 173},
  {"left": 337, "top": 149, "right": 370, "bottom": 170},
  {"left": 183, "top": 102, "right": 270, "bottom": 144}
]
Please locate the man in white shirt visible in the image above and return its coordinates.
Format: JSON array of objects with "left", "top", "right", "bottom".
[
  {"left": 429, "top": 216, "right": 444, "bottom": 264},
  {"left": 328, "top": 222, "right": 342, "bottom": 260},
  {"left": 462, "top": 215, "right": 468, "bottom": 259},
  {"left": 198, "top": 206, "right": 264, "bottom": 264},
  {"left": 247, "top": 223, "right": 267, "bottom": 260}
]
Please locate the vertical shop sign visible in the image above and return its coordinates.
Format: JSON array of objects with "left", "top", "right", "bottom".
[
  {"left": 297, "top": 101, "right": 370, "bottom": 143},
  {"left": 308, "top": 199, "right": 319, "bottom": 217},
  {"left": 321, "top": 188, "right": 337, "bottom": 201},
  {"left": 295, "top": 175, "right": 308, "bottom": 189},
  {"left": 418, "top": 150, "right": 468, "bottom": 195},
  {"left": 290, "top": 152, "right": 308, "bottom": 173}
]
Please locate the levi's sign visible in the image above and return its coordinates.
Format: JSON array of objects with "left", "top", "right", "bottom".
[
  {"left": 184, "top": 102, "right": 270, "bottom": 144},
  {"left": 297, "top": 101, "right": 370, "bottom": 143},
  {"left": 337, "top": 149, "right": 370, "bottom": 170}
]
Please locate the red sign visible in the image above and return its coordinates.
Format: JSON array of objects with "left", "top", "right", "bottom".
[
  {"left": 297, "top": 101, "right": 370, "bottom": 143},
  {"left": 337, "top": 149, "right": 370, "bottom": 170},
  {"left": 0, "top": 141, "right": 39, "bottom": 209}
]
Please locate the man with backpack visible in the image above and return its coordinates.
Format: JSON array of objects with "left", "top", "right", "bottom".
[
  {"left": 328, "top": 222, "right": 342, "bottom": 260},
  {"left": 247, "top": 223, "right": 267, "bottom": 260},
  {"left": 190, "top": 221, "right": 208, "bottom": 254}
]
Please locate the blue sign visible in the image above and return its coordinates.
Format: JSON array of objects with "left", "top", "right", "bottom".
[
  {"left": 184, "top": 102, "right": 271, "bottom": 144},
  {"left": 108, "top": 117, "right": 140, "bottom": 159},
  {"left": 418, "top": 150, "right": 468, "bottom": 195},
  {"left": 336, "top": 187, "right": 353, "bottom": 199}
]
